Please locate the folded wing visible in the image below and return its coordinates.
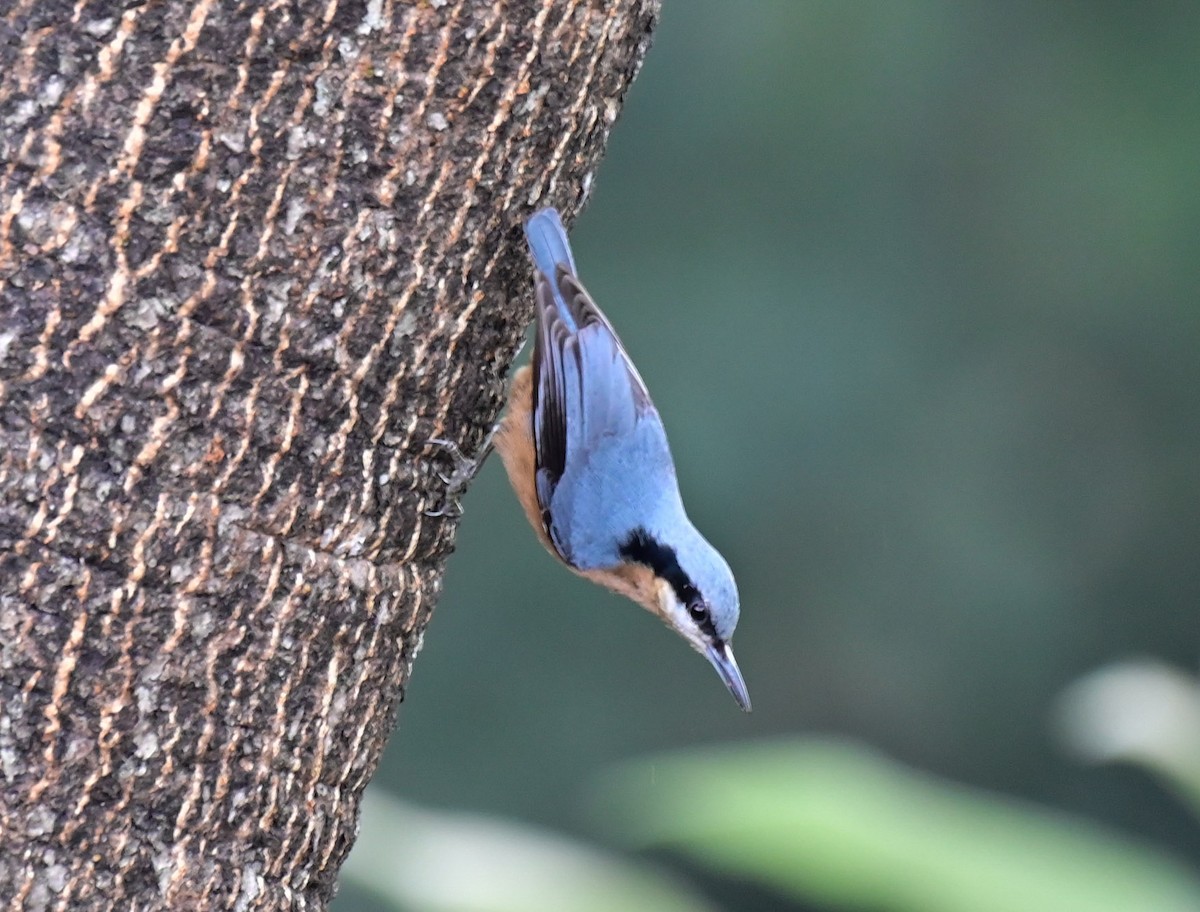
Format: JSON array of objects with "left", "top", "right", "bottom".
[{"left": 532, "top": 268, "right": 657, "bottom": 565}]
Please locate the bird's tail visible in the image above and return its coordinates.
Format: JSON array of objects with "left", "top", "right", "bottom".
[{"left": 524, "top": 207, "right": 578, "bottom": 280}]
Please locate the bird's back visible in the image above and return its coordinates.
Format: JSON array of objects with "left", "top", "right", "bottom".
[
  {"left": 524, "top": 209, "right": 684, "bottom": 570},
  {"left": 551, "top": 411, "right": 684, "bottom": 568}
]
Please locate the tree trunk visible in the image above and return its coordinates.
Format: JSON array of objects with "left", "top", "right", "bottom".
[{"left": 0, "top": 1, "right": 657, "bottom": 908}]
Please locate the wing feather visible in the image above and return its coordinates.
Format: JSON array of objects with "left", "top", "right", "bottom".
[
  {"left": 532, "top": 267, "right": 660, "bottom": 564},
  {"left": 532, "top": 276, "right": 570, "bottom": 520},
  {"left": 525, "top": 208, "right": 666, "bottom": 568},
  {"left": 560, "top": 272, "right": 653, "bottom": 413}
]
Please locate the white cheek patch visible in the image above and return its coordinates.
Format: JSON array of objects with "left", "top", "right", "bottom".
[
  {"left": 655, "top": 582, "right": 708, "bottom": 654},
  {"left": 655, "top": 578, "right": 680, "bottom": 618}
]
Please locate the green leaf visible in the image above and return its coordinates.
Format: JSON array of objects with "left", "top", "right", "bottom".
[{"left": 595, "top": 738, "right": 1200, "bottom": 912}]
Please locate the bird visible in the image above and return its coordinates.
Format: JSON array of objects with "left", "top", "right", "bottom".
[{"left": 429, "top": 207, "right": 750, "bottom": 712}]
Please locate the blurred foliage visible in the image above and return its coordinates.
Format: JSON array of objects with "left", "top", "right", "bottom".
[
  {"left": 1058, "top": 660, "right": 1200, "bottom": 819},
  {"left": 344, "top": 735, "right": 1200, "bottom": 912},
  {"left": 335, "top": 3, "right": 1200, "bottom": 910},
  {"left": 340, "top": 790, "right": 716, "bottom": 912},
  {"left": 595, "top": 739, "right": 1200, "bottom": 912}
]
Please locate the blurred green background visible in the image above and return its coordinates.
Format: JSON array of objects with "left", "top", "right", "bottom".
[{"left": 336, "top": 3, "right": 1200, "bottom": 910}]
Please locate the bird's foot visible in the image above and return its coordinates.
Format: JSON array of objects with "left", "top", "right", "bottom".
[{"left": 423, "top": 430, "right": 495, "bottom": 518}]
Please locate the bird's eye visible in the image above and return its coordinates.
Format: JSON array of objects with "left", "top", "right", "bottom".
[{"left": 688, "top": 602, "right": 709, "bottom": 622}]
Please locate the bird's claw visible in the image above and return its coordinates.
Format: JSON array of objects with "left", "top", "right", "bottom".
[
  {"left": 423, "top": 435, "right": 489, "bottom": 518},
  {"left": 425, "top": 437, "right": 480, "bottom": 493},
  {"left": 423, "top": 498, "right": 464, "bottom": 519}
]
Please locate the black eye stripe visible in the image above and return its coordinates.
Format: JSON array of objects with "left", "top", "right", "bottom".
[
  {"left": 619, "top": 529, "right": 696, "bottom": 603},
  {"left": 692, "top": 606, "right": 717, "bottom": 640},
  {"left": 620, "top": 529, "right": 718, "bottom": 639}
]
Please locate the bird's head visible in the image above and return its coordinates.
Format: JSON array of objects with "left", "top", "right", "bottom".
[{"left": 612, "top": 527, "right": 750, "bottom": 712}]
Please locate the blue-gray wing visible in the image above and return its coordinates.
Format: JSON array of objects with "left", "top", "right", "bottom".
[{"left": 532, "top": 269, "right": 664, "bottom": 568}]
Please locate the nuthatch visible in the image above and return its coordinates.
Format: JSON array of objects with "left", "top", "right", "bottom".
[{"left": 432, "top": 208, "right": 749, "bottom": 711}]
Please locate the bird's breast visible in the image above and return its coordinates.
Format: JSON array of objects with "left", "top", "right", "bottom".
[{"left": 495, "top": 365, "right": 558, "bottom": 556}]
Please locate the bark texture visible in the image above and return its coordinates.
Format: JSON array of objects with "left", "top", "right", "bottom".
[{"left": 0, "top": 0, "right": 657, "bottom": 908}]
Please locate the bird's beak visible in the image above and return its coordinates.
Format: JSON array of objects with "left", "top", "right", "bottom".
[{"left": 705, "top": 641, "right": 752, "bottom": 712}]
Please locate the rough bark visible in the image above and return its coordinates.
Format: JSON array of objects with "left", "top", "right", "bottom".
[{"left": 0, "top": 1, "right": 657, "bottom": 909}]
